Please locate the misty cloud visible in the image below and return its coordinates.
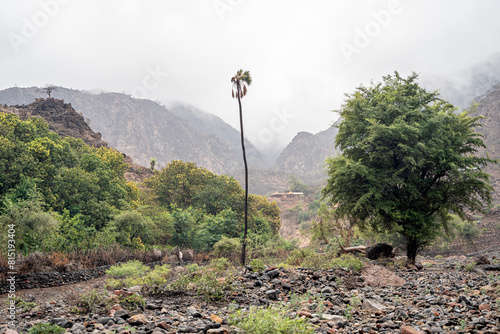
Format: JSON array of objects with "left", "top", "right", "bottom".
[{"left": 1, "top": 0, "right": 500, "bottom": 150}]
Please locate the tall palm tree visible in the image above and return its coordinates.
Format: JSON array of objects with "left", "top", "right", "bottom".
[{"left": 231, "top": 69, "right": 252, "bottom": 265}]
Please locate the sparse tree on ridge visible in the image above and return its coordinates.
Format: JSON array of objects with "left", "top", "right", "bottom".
[
  {"left": 37, "top": 84, "right": 57, "bottom": 98},
  {"left": 322, "top": 72, "right": 496, "bottom": 265},
  {"left": 231, "top": 69, "right": 252, "bottom": 265}
]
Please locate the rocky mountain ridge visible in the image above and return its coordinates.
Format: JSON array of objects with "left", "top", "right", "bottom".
[
  {"left": 274, "top": 120, "right": 341, "bottom": 182},
  {"left": 0, "top": 87, "right": 241, "bottom": 175},
  {"left": 0, "top": 98, "right": 107, "bottom": 148},
  {"left": 168, "top": 102, "right": 267, "bottom": 168}
]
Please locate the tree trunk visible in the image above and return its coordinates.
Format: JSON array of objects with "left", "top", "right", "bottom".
[
  {"left": 237, "top": 84, "right": 249, "bottom": 266},
  {"left": 406, "top": 236, "right": 418, "bottom": 266}
]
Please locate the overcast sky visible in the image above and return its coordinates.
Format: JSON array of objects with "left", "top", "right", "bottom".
[{"left": 1, "top": 0, "right": 500, "bottom": 150}]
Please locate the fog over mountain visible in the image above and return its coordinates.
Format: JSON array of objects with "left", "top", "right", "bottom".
[{"left": 1, "top": 1, "right": 500, "bottom": 153}]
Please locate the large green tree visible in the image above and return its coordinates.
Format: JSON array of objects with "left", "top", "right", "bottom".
[
  {"left": 231, "top": 69, "right": 252, "bottom": 265},
  {"left": 322, "top": 72, "right": 496, "bottom": 265}
]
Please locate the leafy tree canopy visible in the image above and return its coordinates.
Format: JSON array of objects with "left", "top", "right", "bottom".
[
  {"left": 322, "top": 72, "right": 496, "bottom": 264},
  {"left": 0, "top": 112, "right": 134, "bottom": 229},
  {"left": 144, "top": 160, "right": 281, "bottom": 243}
]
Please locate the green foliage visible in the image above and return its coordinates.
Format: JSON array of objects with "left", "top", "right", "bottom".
[
  {"left": 76, "top": 289, "right": 111, "bottom": 314},
  {"left": 249, "top": 258, "right": 266, "bottom": 273},
  {"left": 0, "top": 112, "right": 134, "bottom": 240},
  {"left": 285, "top": 249, "right": 364, "bottom": 271},
  {"left": 105, "top": 278, "right": 124, "bottom": 290},
  {"left": 0, "top": 187, "right": 58, "bottom": 254},
  {"left": 330, "top": 254, "right": 365, "bottom": 271},
  {"left": 297, "top": 211, "right": 311, "bottom": 223},
  {"left": 54, "top": 210, "right": 96, "bottom": 252},
  {"left": 229, "top": 306, "right": 315, "bottom": 334},
  {"left": 118, "top": 293, "right": 145, "bottom": 311},
  {"left": 170, "top": 265, "right": 234, "bottom": 301},
  {"left": 105, "top": 261, "right": 171, "bottom": 289},
  {"left": 213, "top": 236, "right": 241, "bottom": 260},
  {"left": 106, "top": 260, "right": 150, "bottom": 278},
  {"left": 464, "top": 262, "right": 477, "bottom": 272},
  {"left": 28, "top": 323, "right": 65, "bottom": 334},
  {"left": 144, "top": 160, "right": 280, "bottom": 252},
  {"left": 285, "top": 248, "right": 317, "bottom": 267},
  {"left": 323, "top": 72, "right": 496, "bottom": 264},
  {"left": 144, "top": 160, "right": 214, "bottom": 209},
  {"left": 288, "top": 175, "right": 310, "bottom": 194},
  {"left": 170, "top": 208, "right": 196, "bottom": 248},
  {"left": 11, "top": 297, "right": 37, "bottom": 312},
  {"left": 209, "top": 257, "right": 231, "bottom": 272},
  {"left": 111, "top": 210, "right": 155, "bottom": 248},
  {"left": 185, "top": 263, "right": 201, "bottom": 274},
  {"left": 309, "top": 203, "right": 361, "bottom": 249}
]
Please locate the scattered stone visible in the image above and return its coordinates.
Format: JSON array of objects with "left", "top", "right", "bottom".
[
  {"left": 210, "top": 314, "right": 223, "bottom": 324},
  {"left": 114, "top": 310, "right": 130, "bottom": 319},
  {"left": 127, "top": 314, "right": 148, "bottom": 326},
  {"left": 177, "top": 326, "right": 198, "bottom": 333},
  {"left": 50, "top": 317, "right": 73, "bottom": 328},
  {"left": 401, "top": 325, "right": 425, "bottom": 334},
  {"left": 362, "top": 298, "right": 386, "bottom": 310},
  {"left": 361, "top": 264, "right": 406, "bottom": 287},
  {"left": 265, "top": 289, "right": 278, "bottom": 300}
]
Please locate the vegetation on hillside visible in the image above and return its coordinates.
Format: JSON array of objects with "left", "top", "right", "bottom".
[{"left": 0, "top": 112, "right": 282, "bottom": 257}]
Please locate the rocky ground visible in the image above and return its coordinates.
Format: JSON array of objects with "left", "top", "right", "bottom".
[{"left": 1, "top": 253, "right": 499, "bottom": 334}]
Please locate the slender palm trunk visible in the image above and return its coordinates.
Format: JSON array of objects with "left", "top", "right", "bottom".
[{"left": 237, "top": 85, "right": 249, "bottom": 266}]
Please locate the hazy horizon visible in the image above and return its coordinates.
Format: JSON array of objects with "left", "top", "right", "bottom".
[{"left": 2, "top": 0, "right": 500, "bottom": 150}]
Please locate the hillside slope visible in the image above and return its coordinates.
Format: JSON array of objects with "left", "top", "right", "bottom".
[
  {"left": 168, "top": 102, "right": 267, "bottom": 168},
  {"left": 274, "top": 121, "right": 340, "bottom": 181},
  {"left": 0, "top": 87, "right": 240, "bottom": 174}
]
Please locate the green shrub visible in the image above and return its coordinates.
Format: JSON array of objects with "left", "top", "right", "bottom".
[
  {"left": 464, "top": 262, "right": 477, "bottom": 272},
  {"left": 105, "top": 278, "right": 124, "bottom": 290},
  {"left": 169, "top": 267, "right": 234, "bottom": 301},
  {"left": 105, "top": 260, "right": 150, "bottom": 278},
  {"left": 213, "top": 236, "right": 241, "bottom": 259},
  {"left": 142, "top": 264, "right": 171, "bottom": 286},
  {"left": 285, "top": 248, "right": 316, "bottom": 266},
  {"left": 297, "top": 211, "right": 311, "bottom": 223},
  {"left": 229, "top": 306, "right": 315, "bottom": 334},
  {"left": 28, "top": 323, "right": 65, "bottom": 334},
  {"left": 11, "top": 297, "right": 37, "bottom": 312},
  {"left": 185, "top": 263, "right": 201, "bottom": 274},
  {"left": 106, "top": 263, "right": 171, "bottom": 289},
  {"left": 76, "top": 289, "right": 111, "bottom": 314},
  {"left": 209, "top": 257, "right": 231, "bottom": 272},
  {"left": 329, "top": 254, "right": 364, "bottom": 271},
  {"left": 119, "top": 293, "right": 145, "bottom": 310},
  {"left": 249, "top": 258, "right": 266, "bottom": 273}
]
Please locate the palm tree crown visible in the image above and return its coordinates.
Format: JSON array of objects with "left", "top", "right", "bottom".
[{"left": 231, "top": 69, "right": 252, "bottom": 98}]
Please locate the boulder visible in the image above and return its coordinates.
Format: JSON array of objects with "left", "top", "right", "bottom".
[{"left": 366, "top": 243, "right": 394, "bottom": 260}]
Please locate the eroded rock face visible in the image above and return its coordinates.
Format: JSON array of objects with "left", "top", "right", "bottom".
[{"left": 2, "top": 98, "right": 108, "bottom": 148}]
